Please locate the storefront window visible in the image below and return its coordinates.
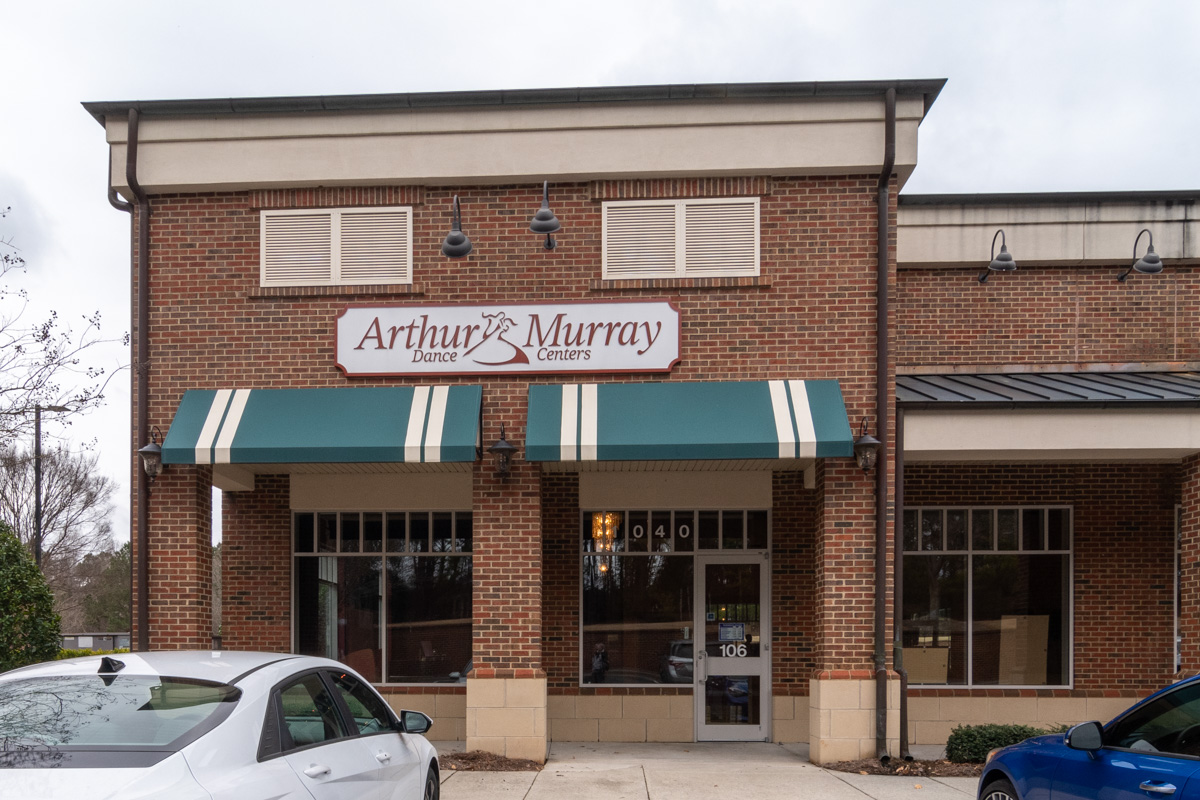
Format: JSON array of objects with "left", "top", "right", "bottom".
[
  {"left": 294, "top": 511, "right": 471, "bottom": 685},
  {"left": 902, "top": 507, "right": 1071, "bottom": 687},
  {"left": 580, "top": 509, "right": 766, "bottom": 685}
]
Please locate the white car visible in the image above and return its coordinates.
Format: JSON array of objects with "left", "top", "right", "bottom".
[{"left": 0, "top": 650, "right": 440, "bottom": 800}]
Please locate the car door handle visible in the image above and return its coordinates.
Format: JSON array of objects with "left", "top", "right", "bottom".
[
  {"left": 375, "top": 751, "right": 392, "bottom": 763},
  {"left": 303, "top": 764, "right": 332, "bottom": 778},
  {"left": 1139, "top": 781, "right": 1177, "bottom": 795}
]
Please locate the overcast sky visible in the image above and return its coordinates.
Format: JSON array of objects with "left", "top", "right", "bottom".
[{"left": 3, "top": 0, "right": 1199, "bottom": 545}]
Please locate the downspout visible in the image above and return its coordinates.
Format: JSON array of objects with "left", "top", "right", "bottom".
[
  {"left": 894, "top": 407, "right": 912, "bottom": 759},
  {"left": 106, "top": 150, "right": 133, "bottom": 637},
  {"left": 874, "top": 87, "right": 895, "bottom": 763},
  {"left": 126, "top": 109, "right": 151, "bottom": 653}
]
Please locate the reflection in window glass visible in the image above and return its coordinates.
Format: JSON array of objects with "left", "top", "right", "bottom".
[
  {"left": 972, "top": 554, "right": 1068, "bottom": 686},
  {"left": 582, "top": 555, "right": 693, "bottom": 685},
  {"left": 946, "top": 511, "right": 967, "bottom": 551},
  {"left": 386, "top": 556, "right": 472, "bottom": 683},
  {"left": 295, "top": 556, "right": 382, "bottom": 679},
  {"left": 921, "top": 510, "right": 942, "bottom": 551},
  {"left": 294, "top": 511, "right": 472, "bottom": 684},
  {"left": 904, "top": 507, "right": 1071, "bottom": 687},
  {"left": 698, "top": 511, "right": 720, "bottom": 550},
  {"left": 972, "top": 510, "right": 993, "bottom": 551},
  {"left": 317, "top": 513, "right": 338, "bottom": 553},
  {"left": 997, "top": 510, "right": 1019, "bottom": 551},
  {"left": 722, "top": 511, "right": 744, "bottom": 550},
  {"left": 902, "top": 554, "right": 967, "bottom": 685}
]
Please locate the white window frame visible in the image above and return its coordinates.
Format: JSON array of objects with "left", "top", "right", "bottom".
[
  {"left": 901, "top": 505, "right": 1074, "bottom": 689},
  {"left": 601, "top": 197, "right": 760, "bottom": 280},
  {"left": 261, "top": 206, "right": 413, "bottom": 288}
]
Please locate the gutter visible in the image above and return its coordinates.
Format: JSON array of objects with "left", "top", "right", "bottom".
[
  {"left": 874, "top": 87, "right": 896, "bottom": 764},
  {"left": 125, "top": 109, "right": 151, "bottom": 653}
]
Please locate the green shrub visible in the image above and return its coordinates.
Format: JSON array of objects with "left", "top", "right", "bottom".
[
  {"left": 0, "top": 522, "right": 61, "bottom": 672},
  {"left": 946, "top": 723, "right": 1060, "bottom": 762},
  {"left": 57, "top": 648, "right": 131, "bottom": 660}
]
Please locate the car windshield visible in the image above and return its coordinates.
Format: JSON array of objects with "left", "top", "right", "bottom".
[{"left": 0, "top": 674, "right": 240, "bottom": 749}]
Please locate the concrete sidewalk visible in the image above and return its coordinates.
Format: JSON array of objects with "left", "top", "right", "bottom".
[{"left": 435, "top": 742, "right": 979, "bottom": 800}]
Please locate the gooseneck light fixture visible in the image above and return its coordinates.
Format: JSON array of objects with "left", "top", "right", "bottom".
[
  {"left": 137, "top": 425, "right": 164, "bottom": 483},
  {"left": 1117, "top": 228, "right": 1163, "bottom": 282},
  {"left": 853, "top": 418, "right": 882, "bottom": 473},
  {"left": 979, "top": 229, "right": 1017, "bottom": 283},
  {"left": 529, "top": 181, "right": 561, "bottom": 250},
  {"left": 441, "top": 195, "right": 473, "bottom": 258},
  {"left": 486, "top": 425, "right": 517, "bottom": 477}
]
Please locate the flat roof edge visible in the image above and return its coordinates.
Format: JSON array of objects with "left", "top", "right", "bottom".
[
  {"left": 82, "top": 79, "right": 948, "bottom": 127},
  {"left": 900, "top": 190, "right": 1200, "bottom": 206}
]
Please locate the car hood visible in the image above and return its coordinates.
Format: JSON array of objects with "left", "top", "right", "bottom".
[{"left": 0, "top": 752, "right": 211, "bottom": 800}]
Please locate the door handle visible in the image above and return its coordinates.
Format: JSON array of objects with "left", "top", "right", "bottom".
[
  {"left": 1139, "top": 782, "right": 1177, "bottom": 795},
  {"left": 303, "top": 764, "right": 332, "bottom": 778},
  {"left": 696, "top": 650, "right": 707, "bottom": 681},
  {"left": 375, "top": 751, "right": 392, "bottom": 763}
]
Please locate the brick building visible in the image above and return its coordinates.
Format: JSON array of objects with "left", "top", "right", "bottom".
[{"left": 83, "top": 81, "right": 1200, "bottom": 764}]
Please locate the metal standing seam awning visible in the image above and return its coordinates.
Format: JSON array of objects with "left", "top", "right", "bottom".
[
  {"left": 525, "top": 379, "right": 854, "bottom": 467},
  {"left": 161, "top": 386, "right": 483, "bottom": 467}
]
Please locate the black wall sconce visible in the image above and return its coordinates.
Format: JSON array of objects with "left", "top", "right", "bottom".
[
  {"left": 487, "top": 425, "right": 518, "bottom": 477},
  {"left": 137, "top": 425, "right": 164, "bottom": 483},
  {"left": 979, "top": 229, "right": 1016, "bottom": 283},
  {"left": 441, "top": 195, "right": 473, "bottom": 258},
  {"left": 1117, "top": 228, "right": 1163, "bottom": 282},
  {"left": 853, "top": 418, "right": 881, "bottom": 473},
  {"left": 530, "top": 181, "right": 561, "bottom": 250}
]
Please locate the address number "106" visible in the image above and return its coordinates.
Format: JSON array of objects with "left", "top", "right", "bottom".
[{"left": 719, "top": 644, "right": 748, "bottom": 657}]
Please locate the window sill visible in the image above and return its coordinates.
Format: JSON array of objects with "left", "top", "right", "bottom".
[
  {"left": 590, "top": 276, "right": 771, "bottom": 291},
  {"left": 248, "top": 284, "right": 423, "bottom": 300}
]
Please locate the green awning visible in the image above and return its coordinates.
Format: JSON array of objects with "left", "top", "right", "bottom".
[
  {"left": 526, "top": 380, "right": 853, "bottom": 463},
  {"left": 162, "top": 386, "right": 482, "bottom": 465}
]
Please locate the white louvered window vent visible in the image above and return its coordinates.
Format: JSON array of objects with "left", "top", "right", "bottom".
[
  {"left": 602, "top": 197, "right": 760, "bottom": 279},
  {"left": 261, "top": 207, "right": 413, "bottom": 287}
]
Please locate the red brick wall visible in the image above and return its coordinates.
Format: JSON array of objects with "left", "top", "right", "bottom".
[
  {"left": 771, "top": 471, "right": 819, "bottom": 693},
  {"left": 1180, "top": 455, "right": 1200, "bottom": 675},
  {"left": 904, "top": 463, "right": 1179, "bottom": 696},
  {"left": 138, "top": 175, "right": 885, "bottom": 673},
  {"left": 896, "top": 267, "right": 1199, "bottom": 367},
  {"left": 220, "top": 474, "right": 291, "bottom": 652},
  {"left": 143, "top": 464, "right": 213, "bottom": 649}
]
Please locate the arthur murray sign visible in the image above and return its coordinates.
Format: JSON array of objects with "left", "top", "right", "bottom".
[{"left": 336, "top": 301, "right": 681, "bottom": 376}]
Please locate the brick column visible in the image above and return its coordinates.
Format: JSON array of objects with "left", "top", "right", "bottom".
[
  {"left": 142, "top": 465, "right": 213, "bottom": 649},
  {"left": 809, "top": 460, "right": 897, "bottom": 763},
  {"left": 466, "top": 407, "right": 547, "bottom": 763},
  {"left": 220, "top": 475, "right": 292, "bottom": 651},
  {"left": 1181, "top": 455, "right": 1200, "bottom": 676}
]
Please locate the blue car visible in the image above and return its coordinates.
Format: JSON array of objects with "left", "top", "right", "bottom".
[{"left": 980, "top": 675, "right": 1200, "bottom": 800}]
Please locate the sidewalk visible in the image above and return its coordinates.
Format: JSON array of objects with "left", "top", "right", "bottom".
[{"left": 435, "top": 742, "right": 980, "bottom": 800}]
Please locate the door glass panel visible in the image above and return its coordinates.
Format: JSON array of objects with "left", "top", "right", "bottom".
[{"left": 703, "top": 562, "right": 761, "bottom": 728}]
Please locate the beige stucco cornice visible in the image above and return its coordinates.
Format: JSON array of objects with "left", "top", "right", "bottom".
[
  {"left": 898, "top": 193, "right": 1200, "bottom": 268},
  {"left": 84, "top": 81, "right": 941, "bottom": 198}
]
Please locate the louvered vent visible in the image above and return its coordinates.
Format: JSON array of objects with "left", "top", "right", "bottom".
[
  {"left": 340, "top": 211, "right": 411, "bottom": 284},
  {"left": 604, "top": 204, "right": 677, "bottom": 277},
  {"left": 603, "top": 198, "right": 758, "bottom": 279},
  {"left": 684, "top": 201, "right": 758, "bottom": 275},
  {"left": 262, "top": 213, "right": 333, "bottom": 285},
  {"left": 261, "top": 207, "right": 412, "bottom": 287}
]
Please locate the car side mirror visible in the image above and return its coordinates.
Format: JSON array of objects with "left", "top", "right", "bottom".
[
  {"left": 1065, "top": 721, "right": 1104, "bottom": 752},
  {"left": 398, "top": 710, "right": 433, "bottom": 735}
]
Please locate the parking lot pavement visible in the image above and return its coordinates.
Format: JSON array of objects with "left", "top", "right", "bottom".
[{"left": 436, "top": 742, "right": 980, "bottom": 800}]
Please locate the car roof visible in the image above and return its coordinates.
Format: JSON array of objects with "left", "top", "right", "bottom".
[{"left": 1, "top": 650, "right": 320, "bottom": 685}]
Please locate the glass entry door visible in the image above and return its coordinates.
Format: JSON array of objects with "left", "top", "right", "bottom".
[{"left": 695, "top": 555, "right": 769, "bottom": 741}]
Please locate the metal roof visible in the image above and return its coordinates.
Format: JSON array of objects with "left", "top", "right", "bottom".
[
  {"left": 82, "top": 79, "right": 947, "bottom": 126},
  {"left": 897, "top": 372, "right": 1200, "bottom": 408}
]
